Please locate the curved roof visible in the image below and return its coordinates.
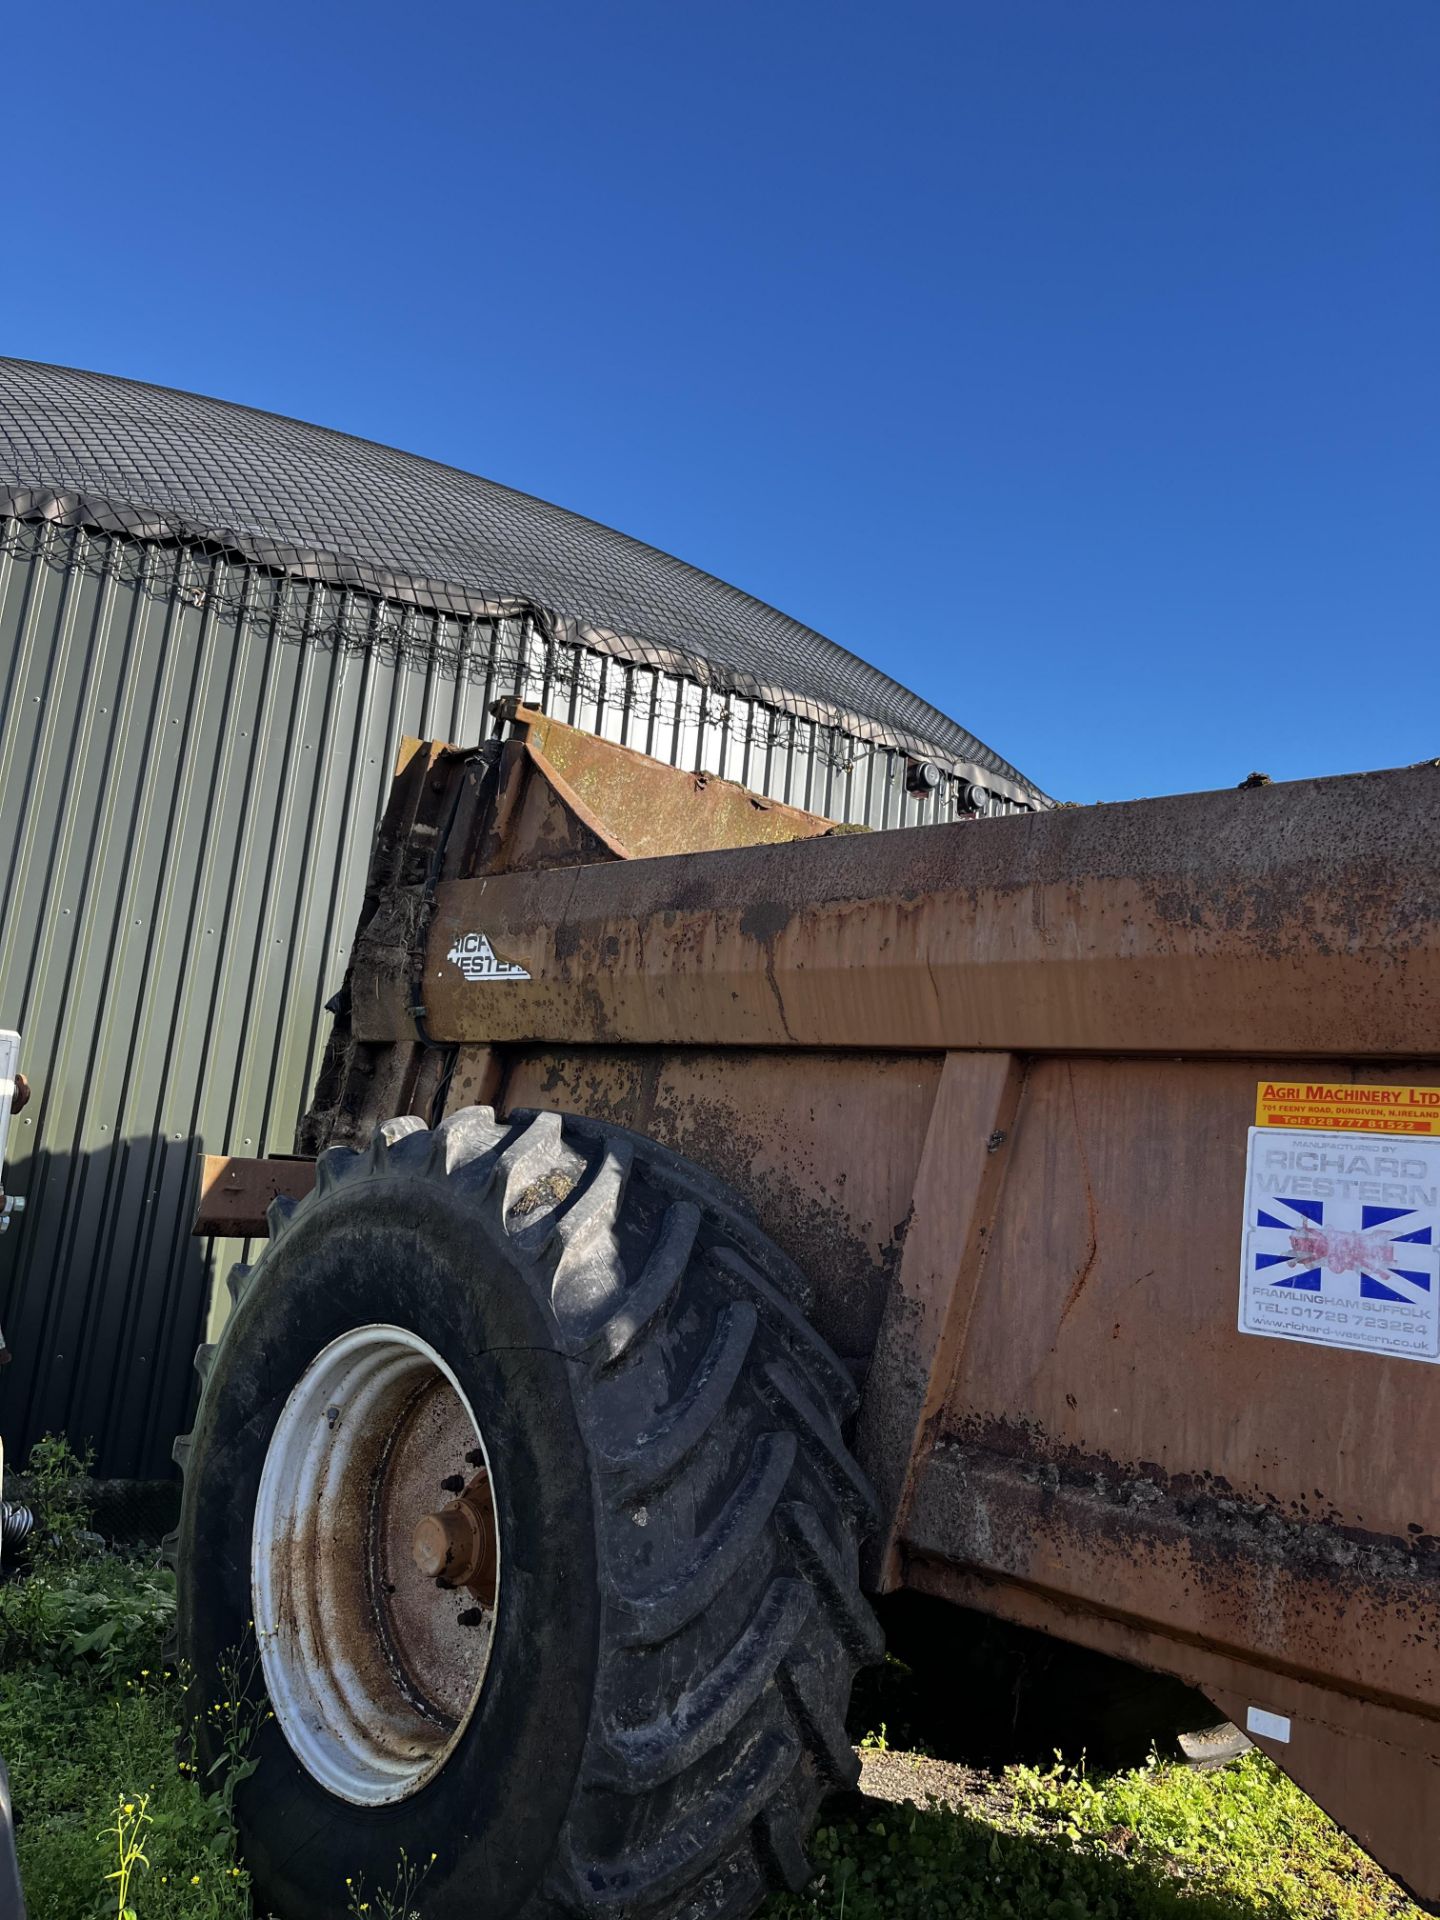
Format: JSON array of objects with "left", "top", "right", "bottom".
[{"left": 0, "top": 358, "right": 1045, "bottom": 803}]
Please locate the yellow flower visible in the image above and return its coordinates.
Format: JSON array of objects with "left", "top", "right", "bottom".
[{"left": 191, "top": 1873, "right": 201, "bottom": 1884}]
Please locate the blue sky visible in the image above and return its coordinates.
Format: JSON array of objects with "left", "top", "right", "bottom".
[{"left": 6, "top": 1, "right": 1436, "bottom": 802}]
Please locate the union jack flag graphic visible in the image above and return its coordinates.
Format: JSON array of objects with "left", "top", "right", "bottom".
[{"left": 1248, "top": 1195, "right": 1434, "bottom": 1305}]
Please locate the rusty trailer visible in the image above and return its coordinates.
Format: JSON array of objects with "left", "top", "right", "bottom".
[{"left": 181, "top": 706, "right": 1440, "bottom": 1919}]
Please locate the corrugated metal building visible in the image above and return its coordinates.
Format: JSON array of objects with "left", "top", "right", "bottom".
[{"left": 0, "top": 357, "right": 1049, "bottom": 1477}]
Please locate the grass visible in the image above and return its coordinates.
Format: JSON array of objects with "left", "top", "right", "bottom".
[
  {"left": 763, "top": 1752, "right": 1421, "bottom": 1920},
  {"left": 0, "top": 1466, "right": 1422, "bottom": 1920},
  {"left": 1, "top": 1565, "right": 251, "bottom": 1918}
]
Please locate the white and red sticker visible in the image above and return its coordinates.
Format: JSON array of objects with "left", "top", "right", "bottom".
[{"left": 1239, "top": 1128, "right": 1440, "bottom": 1361}]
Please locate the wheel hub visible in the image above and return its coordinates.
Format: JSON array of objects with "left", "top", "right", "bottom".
[
  {"left": 252, "top": 1325, "right": 500, "bottom": 1805},
  {"left": 412, "top": 1468, "right": 498, "bottom": 1602}
]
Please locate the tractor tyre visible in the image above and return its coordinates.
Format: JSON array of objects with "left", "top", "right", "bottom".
[{"left": 170, "top": 1106, "right": 881, "bottom": 1920}]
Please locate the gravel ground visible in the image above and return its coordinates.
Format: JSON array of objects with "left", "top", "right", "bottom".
[{"left": 855, "top": 1749, "right": 1020, "bottom": 1820}]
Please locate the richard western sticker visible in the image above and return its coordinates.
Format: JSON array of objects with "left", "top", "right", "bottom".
[
  {"left": 1239, "top": 1127, "right": 1440, "bottom": 1361},
  {"left": 446, "top": 931, "right": 530, "bottom": 983}
]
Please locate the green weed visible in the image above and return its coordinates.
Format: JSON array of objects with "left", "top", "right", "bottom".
[
  {"left": 20, "top": 1432, "right": 95, "bottom": 1570},
  {"left": 344, "top": 1848, "right": 437, "bottom": 1919},
  {"left": 0, "top": 1556, "right": 174, "bottom": 1678},
  {"left": 102, "top": 1792, "right": 152, "bottom": 1919},
  {"left": 1, "top": 1557, "right": 251, "bottom": 1918}
]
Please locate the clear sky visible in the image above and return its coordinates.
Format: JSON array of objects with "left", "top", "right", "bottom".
[{"left": 5, "top": 1, "right": 1436, "bottom": 802}]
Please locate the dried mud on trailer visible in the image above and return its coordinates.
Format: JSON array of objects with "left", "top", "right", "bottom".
[{"left": 185, "top": 709, "right": 1440, "bottom": 1919}]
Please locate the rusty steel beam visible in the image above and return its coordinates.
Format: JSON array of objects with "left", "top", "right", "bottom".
[
  {"left": 194, "top": 1154, "right": 316, "bottom": 1237},
  {"left": 903, "top": 1437, "right": 1440, "bottom": 1718},
  {"left": 854, "top": 1050, "right": 1024, "bottom": 1590},
  {"left": 372, "top": 766, "right": 1440, "bottom": 1057}
]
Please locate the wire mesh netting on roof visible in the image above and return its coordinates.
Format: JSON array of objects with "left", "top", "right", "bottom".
[{"left": 0, "top": 359, "right": 1049, "bottom": 806}]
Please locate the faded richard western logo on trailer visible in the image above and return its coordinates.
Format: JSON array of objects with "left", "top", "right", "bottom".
[
  {"left": 446, "top": 931, "right": 531, "bottom": 983},
  {"left": 1239, "top": 1128, "right": 1440, "bottom": 1361}
]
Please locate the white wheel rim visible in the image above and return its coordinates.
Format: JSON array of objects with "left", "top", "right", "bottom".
[{"left": 252, "top": 1324, "right": 500, "bottom": 1805}]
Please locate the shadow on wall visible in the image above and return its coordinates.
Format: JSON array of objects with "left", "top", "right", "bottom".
[{"left": 0, "top": 1133, "right": 213, "bottom": 1482}]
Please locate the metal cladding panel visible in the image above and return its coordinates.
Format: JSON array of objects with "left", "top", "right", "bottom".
[
  {"left": 0, "top": 518, "right": 1001, "bottom": 1476},
  {"left": 0, "top": 523, "right": 500, "bottom": 1473}
]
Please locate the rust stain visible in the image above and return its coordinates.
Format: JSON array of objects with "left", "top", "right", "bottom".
[{"left": 1057, "top": 1062, "right": 1100, "bottom": 1328}]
